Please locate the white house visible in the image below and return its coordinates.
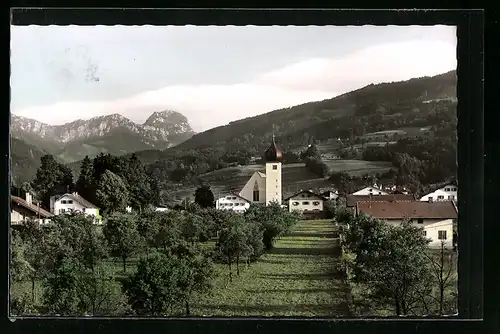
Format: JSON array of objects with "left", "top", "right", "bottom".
[
  {"left": 239, "top": 135, "right": 283, "bottom": 206},
  {"left": 50, "top": 192, "right": 101, "bottom": 223},
  {"left": 285, "top": 190, "right": 326, "bottom": 214},
  {"left": 356, "top": 200, "right": 458, "bottom": 248},
  {"left": 155, "top": 207, "right": 169, "bottom": 212},
  {"left": 420, "top": 184, "right": 458, "bottom": 202},
  {"left": 11, "top": 193, "right": 53, "bottom": 225},
  {"left": 216, "top": 194, "right": 251, "bottom": 212},
  {"left": 351, "top": 184, "right": 389, "bottom": 196},
  {"left": 321, "top": 189, "right": 339, "bottom": 201}
]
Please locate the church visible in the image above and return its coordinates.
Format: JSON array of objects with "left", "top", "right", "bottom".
[{"left": 238, "top": 135, "right": 283, "bottom": 206}]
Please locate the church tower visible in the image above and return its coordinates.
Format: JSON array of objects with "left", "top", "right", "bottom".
[{"left": 264, "top": 135, "right": 283, "bottom": 206}]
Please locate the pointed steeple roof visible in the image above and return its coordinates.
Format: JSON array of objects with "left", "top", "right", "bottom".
[{"left": 264, "top": 134, "right": 283, "bottom": 162}]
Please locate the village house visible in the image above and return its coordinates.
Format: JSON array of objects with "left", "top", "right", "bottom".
[
  {"left": 285, "top": 189, "right": 327, "bottom": 218},
  {"left": 11, "top": 193, "right": 53, "bottom": 225},
  {"left": 420, "top": 184, "right": 458, "bottom": 202},
  {"left": 320, "top": 189, "right": 339, "bottom": 201},
  {"left": 356, "top": 200, "right": 458, "bottom": 249},
  {"left": 216, "top": 193, "right": 251, "bottom": 212},
  {"left": 351, "top": 184, "right": 389, "bottom": 196},
  {"left": 345, "top": 194, "right": 416, "bottom": 211},
  {"left": 50, "top": 192, "right": 102, "bottom": 223}
]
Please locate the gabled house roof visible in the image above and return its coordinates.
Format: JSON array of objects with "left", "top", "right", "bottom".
[
  {"left": 11, "top": 195, "right": 53, "bottom": 218},
  {"left": 257, "top": 171, "right": 266, "bottom": 178},
  {"left": 351, "top": 186, "right": 387, "bottom": 195},
  {"left": 346, "top": 194, "right": 416, "bottom": 207},
  {"left": 357, "top": 200, "right": 458, "bottom": 220},
  {"left": 284, "top": 189, "right": 327, "bottom": 201},
  {"left": 54, "top": 193, "right": 99, "bottom": 209}
]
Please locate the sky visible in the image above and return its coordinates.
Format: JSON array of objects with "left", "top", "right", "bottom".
[{"left": 10, "top": 25, "right": 457, "bottom": 132}]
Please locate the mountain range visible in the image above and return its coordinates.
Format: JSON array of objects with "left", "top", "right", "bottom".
[
  {"left": 10, "top": 70, "right": 457, "bottom": 186},
  {"left": 11, "top": 110, "right": 195, "bottom": 163}
]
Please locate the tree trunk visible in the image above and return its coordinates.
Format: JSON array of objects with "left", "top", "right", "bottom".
[
  {"left": 228, "top": 261, "right": 232, "bottom": 282},
  {"left": 31, "top": 277, "right": 36, "bottom": 304},
  {"left": 185, "top": 300, "right": 190, "bottom": 316},
  {"left": 439, "top": 286, "right": 444, "bottom": 315},
  {"left": 122, "top": 257, "right": 127, "bottom": 273},
  {"left": 395, "top": 296, "right": 401, "bottom": 316},
  {"left": 236, "top": 256, "right": 240, "bottom": 276}
]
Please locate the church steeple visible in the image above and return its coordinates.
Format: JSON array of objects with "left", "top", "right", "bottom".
[{"left": 264, "top": 133, "right": 283, "bottom": 162}]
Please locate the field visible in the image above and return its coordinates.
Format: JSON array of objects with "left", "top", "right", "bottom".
[
  {"left": 170, "top": 160, "right": 393, "bottom": 201},
  {"left": 11, "top": 220, "right": 353, "bottom": 317}
]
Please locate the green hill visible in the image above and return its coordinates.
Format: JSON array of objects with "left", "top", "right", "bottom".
[{"left": 10, "top": 138, "right": 52, "bottom": 186}]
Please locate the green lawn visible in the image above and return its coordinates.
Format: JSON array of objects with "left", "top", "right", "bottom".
[{"left": 190, "top": 219, "right": 352, "bottom": 317}]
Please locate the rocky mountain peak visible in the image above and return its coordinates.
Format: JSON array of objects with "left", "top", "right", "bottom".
[{"left": 143, "top": 110, "right": 189, "bottom": 127}]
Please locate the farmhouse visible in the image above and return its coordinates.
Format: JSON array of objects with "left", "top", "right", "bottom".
[
  {"left": 216, "top": 193, "right": 251, "bottom": 212},
  {"left": 285, "top": 190, "right": 327, "bottom": 216},
  {"left": 11, "top": 193, "right": 53, "bottom": 225},
  {"left": 50, "top": 192, "right": 101, "bottom": 223},
  {"left": 420, "top": 184, "right": 458, "bottom": 202},
  {"left": 239, "top": 135, "right": 283, "bottom": 206},
  {"left": 356, "top": 200, "right": 458, "bottom": 248},
  {"left": 345, "top": 194, "right": 416, "bottom": 211},
  {"left": 351, "top": 184, "right": 389, "bottom": 196}
]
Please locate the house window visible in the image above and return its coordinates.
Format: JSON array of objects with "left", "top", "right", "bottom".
[
  {"left": 444, "top": 188, "right": 450, "bottom": 191},
  {"left": 428, "top": 196, "right": 433, "bottom": 202},
  {"left": 423, "top": 230, "right": 427, "bottom": 236},
  {"left": 272, "top": 165, "right": 277, "bottom": 170},
  {"left": 61, "top": 200, "right": 66, "bottom": 204},
  {"left": 313, "top": 201, "right": 320, "bottom": 206},
  {"left": 253, "top": 190, "right": 259, "bottom": 202},
  {"left": 438, "top": 230, "right": 447, "bottom": 240},
  {"left": 59, "top": 209, "right": 65, "bottom": 214},
  {"left": 302, "top": 201, "right": 310, "bottom": 205},
  {"left": 82, "top": 208, "right": 86, "bottom": 212},
  {"left": 67, "top": 200, "right": 73, "bottom": 204},
  {"left": 417, "top": 218, "right": 424, "bottom": 224},
  {"left": 448, "top": 195, "right": 454, "bottom": 200},
  {"left": 437, "top": 195, "right": 445, "bottom": 200},
  {"left": 292, "top": 202, "right": 299, "bottom": 206},
  {"left": 378, "top": 192, "right": 382, "bottom": 195}
]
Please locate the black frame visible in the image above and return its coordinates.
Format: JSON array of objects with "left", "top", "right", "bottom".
[{"left": 3, "top": 7, "right": 488, "bottom": 334}]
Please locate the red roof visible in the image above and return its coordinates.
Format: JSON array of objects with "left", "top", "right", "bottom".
[
  {"left": 346, "top": 194, "right": 416, "bottom": 207},
  {"left": 11, "top": 195, "right": 53, "bottom": 218},
  {"left": 357, "top": 200, "right": 458, "bottom": 220}
]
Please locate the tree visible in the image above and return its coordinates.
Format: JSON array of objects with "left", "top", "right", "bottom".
[
  {"left": 123, "top": 154, "right": 152, "bottom": 212},
  {"left": 124, "top": 253, "right": 188, "bottom": 316},
  {"left": 31, "top": 154, "right": 74, "bottom": 208},
  {"left": 103, "top": 213, "right": 145, "bottom": 273},
  {"left": 43, "top": 257, "right": 127, "bottom": 316},
  {"left": 425, "top": 241, "right": 457, "bottom": 315},
  {"left": 46, "top": 214, "right": 109, "bottom": 272},
  {"left": 215, "top": 215, "right": 252, "bottom": 281},
  {"left": 96, "top": 170, "right": 130, "bottom": 215},
  {"left": 324, "top": 200, "right": 337, "bottom": 219},
  {"left": 180, "top": 212, "right": 206, "bottom": 246},
  {"left": 176, "top": 248, "right": 214, "bottom": 316},
  {"left": 194, "top": 184, "right": 215, "bottom": 208},
  {"left": 353, "top": 220, "right": 433, "bottom": 316},
  {"left": 76, "top": 155, "right": 94, "bottom": 201}
]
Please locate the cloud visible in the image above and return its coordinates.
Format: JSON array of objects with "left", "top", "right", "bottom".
[
  {"left": 11, "top": 40, "right": 456, "bottom": 132},
  {"left": 254, "top": 40, "right": 457, "bottom": 92}
]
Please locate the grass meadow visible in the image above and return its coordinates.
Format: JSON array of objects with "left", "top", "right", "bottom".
[{"left": 11, "top": 219, "right": 354, "bottom": 317}]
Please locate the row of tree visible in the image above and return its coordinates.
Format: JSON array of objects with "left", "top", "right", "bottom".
[
  {"left": 10, "top": 202, "right": 300, "bottom": 316},
  {"left": 336, "top": 207, "right": 457, "bottom": 316}
]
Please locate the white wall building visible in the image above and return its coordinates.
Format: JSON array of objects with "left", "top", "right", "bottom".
[
  {"left": 11, "top": 193, "right": 53, "bottom": 225},
  {"left": 239, "top": 135, "right": 283, "bottom": 206},
  {"left": 285, "top": 190, "right": 326, "bottom": 213},
  {"left": 351, "top": 185, "right": 389, "bottom": 196},
  {"left": 420, "top": 184, "right": 458, "bottom": 202},
  {"left": 321, "top": 190, "right": 339, "bottom": 201},
  {"left": 50, "top": 192, "right": 101, "bottom": 223},
  {"left": 357, "top": 200, "right": 458, "bottom": 248},
  {"left": 216, "top": 194, "right": 251, "bottom": 212}
]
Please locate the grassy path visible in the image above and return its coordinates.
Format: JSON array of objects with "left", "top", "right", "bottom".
[{"left": 192, "top": 219, "right": 352, "bottom": 317}]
